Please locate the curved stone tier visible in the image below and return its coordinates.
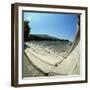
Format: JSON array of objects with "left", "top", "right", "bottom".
[{"left": 24, "top": 42, "right": 80, "bottom": 75}]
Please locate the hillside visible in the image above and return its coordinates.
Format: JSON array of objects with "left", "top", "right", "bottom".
[{"left": 28, "top": 34, "right": 70, "bottom": 42}]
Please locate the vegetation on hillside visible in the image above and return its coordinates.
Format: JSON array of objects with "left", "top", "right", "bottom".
[{"left": 24, "top": 21, "right": 31, "bottom": 41}]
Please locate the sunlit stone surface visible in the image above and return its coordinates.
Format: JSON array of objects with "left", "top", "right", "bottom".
[{"left": 23, "top": 40, "right": 80, "bottom": 77}]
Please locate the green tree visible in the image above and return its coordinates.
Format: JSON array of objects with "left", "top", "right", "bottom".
[{"left": 24, "top": 21, "right": 31, "bottom": 41}]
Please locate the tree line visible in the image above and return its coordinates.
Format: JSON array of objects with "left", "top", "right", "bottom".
[{"left": 24, "top": 20, "right": 31, "bottom": 41}]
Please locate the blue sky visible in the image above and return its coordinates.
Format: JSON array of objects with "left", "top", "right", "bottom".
[{"left": 24, "top": 12, "right": 78, "bottom": 41}]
